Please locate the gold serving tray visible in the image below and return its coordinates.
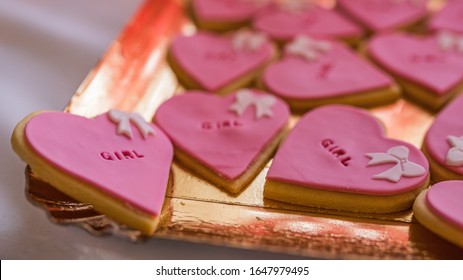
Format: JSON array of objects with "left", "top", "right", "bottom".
[{"left": 24, "top": 0, "right": 463, "bottom": 259}]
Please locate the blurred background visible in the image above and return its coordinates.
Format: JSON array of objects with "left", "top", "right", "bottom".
[{"left": 0, "top": 0, "right": 299, "bottom": 259}]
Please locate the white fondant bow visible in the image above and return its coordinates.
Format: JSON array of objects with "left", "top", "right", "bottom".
[
  {"left": 437, "top": 31, "right": 463, "bottom": 53},
  {"left": 229, "top": 89, "right": 276, "bottom": 119},
  {"left": 365, "top": 146, "right": 425, "bottom": 183},
  {"left": 108, "top": 110, "right": 155, "bottom": 139},
  {"left": 446, "top": 135, "right": 463, "bottom": 166},
  {"left": 232, "top": 30, "right": 268, "bottom": 52},
  {"left": 285, "top": 35, "right": 331, "bottom": 61}
]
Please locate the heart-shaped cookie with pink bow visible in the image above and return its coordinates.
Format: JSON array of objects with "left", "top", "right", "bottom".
[
  {"left": 155, "top": 89, "right": 290, "bottom": 193},
  {"left": 169, "top": 31, "right": 275, "bottom": 94},
  {"left": 261, "top": 35, "right": 399, "bottom": 112},
  {"left": 423, "top": 94, "right": 463, "bottom": 182},
  {"left": 414, "top": 180, "right": 463, "bottom": 248},
  {"left": 265, "top": 105, "right": 429, "bottom": 213},
  {"left": 367, "top": 32, "right": 463, "bottom": 111},
  {"left": 428, "top": 0, "right": 463, "bottom": 34},
  {"left": 190, "top": 0, "right": 271, "bottom": 32},
  {"left": 252, "top": 4, "right": 363, "bottom": 44},
  {"left": 11, "top": 111, "right": 173, "bottom": 235},
  {"left": 337, "top": 0, "right": 428, "bottom": 33}
]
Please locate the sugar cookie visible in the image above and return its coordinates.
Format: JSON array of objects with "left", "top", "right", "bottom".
[
  {"left": 261, "top": 35, "right": 400, "bottom": 112},
  {"left": 168, "top": 31, "right": 275, "bottom": 94},
  {"left": 337, "top": 0, "right": 428, "bottom": 33},
  {"left": 367, "top": 32, "right": 463, "bottom": 111},
  {"left": 253, "top": 3, "right": 363, "bottom": 45},
  {"left": 155, "top": 89, "right": 290, "bottom": 193},
  {"left": 265, "top": 105, "right": 430, "bottom": 213},
  {"left": 11, "top": 111, "right": 173, "bottom": 235},
  {"left": 190, "top": 0, "right": 270, "bottom": 32},
  {"left": 413, "top": 180, "right": 463, "bottom": 248},
  {"left": 422, "top": 94, "right": 463, "bottom": 182},
  {"left": 428, "top": 0, "right": 463, "bottom": 34}
]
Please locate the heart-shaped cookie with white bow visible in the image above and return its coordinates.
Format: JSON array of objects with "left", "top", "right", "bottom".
[
  {"left": 337, "top": 0, "right": 428, "bottom": 32},
  {"left": 190, "top": 0, "right": 270, "bottom": 32},
  {"left": 367, "top": 32, "right": 463, "bottom": 111},
  {"left": 155, "top": 89, "right": 290, "bottom": 193},
  {"left": 169, "top": 31, "right": 275, "bottom": 95},
  {"left": 265, "top": 105, "right": 429, "bottom": 213},
  {"left": 423, "top": 94, "right": 463, "bottom": 182},
  {"left": 253, "top": 4, "right": 363, "bottom": 44},
  {"left": 11, "top": 111, "right": 173, "bottom": 234},
  {"left": 428, "top": 0, "right": 463, "bottom": 34},
  {"left": 261, "top": 36, "right": 399, "bottom": 111}
]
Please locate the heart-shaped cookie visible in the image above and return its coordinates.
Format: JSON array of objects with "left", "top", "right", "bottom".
[
  {"left": 252, "top": 5, "right": 363, "bottom": 44},
  {"left": 413, "top": 180, "right": 463, "bottom": 248},
  {"left": 155, "top": 89, "right": 290, "bottom": 193},
  {"left": 169, "top": 31, "right": 275, "bottom": 94},
  {"left": 337, "top": 0, "right": 428, "bottom": 32},
  {"left": 428, "top": 0, "right": 463, "bottom": 34},
  {"left": 191, "top": 0, "right": 269, "bottom": 32},
  {"left": 261, "top": 37, "right": 399, "bottom": 111},
  {"left": 367, "top": 32, "right": 463, "bottom": 111},
  {"left": 265, "top": 105, "right": 429, "bottom": 213},
  {"left": 423, "top": 94, "right": 463, "bottom": 182},
  {"left": 11, "top": 111, "right": 173, "bottom": 234}
]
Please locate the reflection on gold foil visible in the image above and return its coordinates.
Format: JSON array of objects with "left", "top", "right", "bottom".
[
  {"left": 370, "top": 100, "right": 434, "bottom": 147},
  {"left": 67, "top": 0, "right": 187, "bottom": 117},
  {"left": 24, "top": 0, "right": 463, "bottom": 258}
]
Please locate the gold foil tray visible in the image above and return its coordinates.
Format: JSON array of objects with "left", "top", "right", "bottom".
[{"left": 24, "top": 0, "right": 463, "bottom": 259}]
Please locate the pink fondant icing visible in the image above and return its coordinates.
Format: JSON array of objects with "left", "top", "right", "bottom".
[
  {"left": 170, "top": 32, "right": 274, "bottom": 91},
  {"left": 25, "top": 112, "right": 173, "bottom": 216},
  {"left": 426, "top": 180, "right": 463, "bottom": 230},
  {"left": 266, "top": 105, "right": 429, "bottom": 195},
  {"left": 337, "top": 0, "right": 428, "bottom": 32},
  {"left": 263, "top": 40, "right": 393, "bottom": 99},
  {"left": 424, "top": 94, "right": 463, "bottom": 175},
  {"left": 154, "top": 90, "right": 290, "bottom": 180},
  {"left": 429, "top": 0, "right": 463, "bottom": 34},
  {"left": 192, "top": 0, "right": 268, "bottom": 22},
  {"left": 368, "top": 33, "right": 463, "bottom": 95},
  {"left": 252, "top": 5, "right": 363, "bottom": 41}
]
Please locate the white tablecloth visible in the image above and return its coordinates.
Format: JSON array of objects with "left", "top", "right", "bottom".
[{"left": 0, "top": 0, "right": 299, "bottom": 259}]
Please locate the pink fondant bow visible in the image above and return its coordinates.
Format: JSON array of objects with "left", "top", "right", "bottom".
[
  {"left": 446, "top": 135, "right": 463, "bottom": 166},
  {"left": 437, "top": 31, "right": 463, "bottom": 53},
  {"left": 285, "top": 35, "right": 331, "bottom": 61},
  {"left": 232, "top": 30, "right": 268, "bottom": 52},
  {"left": 108, "top": 110, "right": 155, "bottom": 139},
  {"left": 365, "top": 146, "right": 425, "bottom": 183},
  {"left": 229, "top": 89, "right": 276, "bottom": 119}
]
